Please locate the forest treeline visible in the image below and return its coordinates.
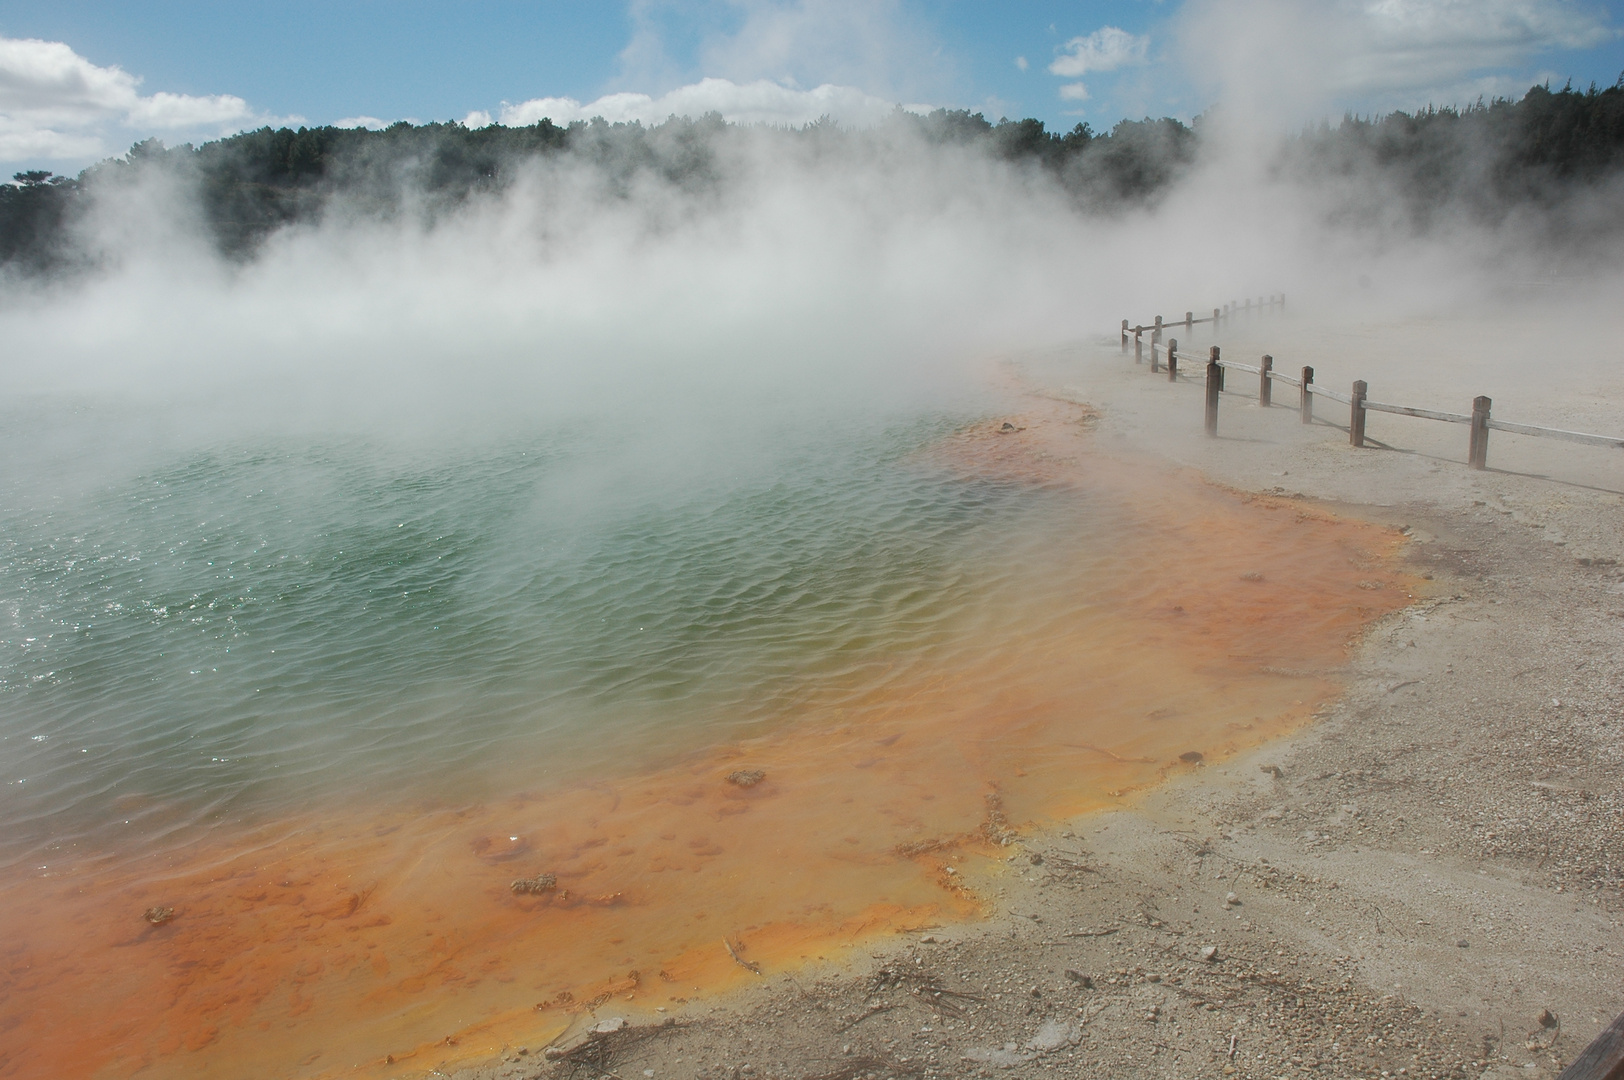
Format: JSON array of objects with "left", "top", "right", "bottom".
[
  {"left": 0, "top": 108, "right": 1195, "bottom": 273},
  {"left": 1, "top": 77, "right": 1622, "bottom": 275}
]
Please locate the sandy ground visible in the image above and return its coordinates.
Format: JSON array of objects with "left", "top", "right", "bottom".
[{"left": 449, "top": 307, "right": 1624, "bottom": 1080}]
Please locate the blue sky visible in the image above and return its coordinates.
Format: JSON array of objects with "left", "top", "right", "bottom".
[{"left": 1, "top": 0, "right": 1621, "bottom": 169}]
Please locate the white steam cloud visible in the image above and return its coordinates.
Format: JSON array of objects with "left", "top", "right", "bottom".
[
  {"left": 6, "top": 112, "right": 1611, "bottom": 462},
  {"left": 2, "top": 0, "right": 1622, "bottom": 478}
]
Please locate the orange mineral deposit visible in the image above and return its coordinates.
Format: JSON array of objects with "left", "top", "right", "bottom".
[{"left": 0, "top": 399, "right": 1412, "bottom": 1080}]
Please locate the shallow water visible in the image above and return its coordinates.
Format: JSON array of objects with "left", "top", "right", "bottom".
[{"left": 0, "top": 391, "right": 1410, "bottom": 1079}]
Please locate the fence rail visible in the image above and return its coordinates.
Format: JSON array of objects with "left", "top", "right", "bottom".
[
  {"left": 1121, "top": 310, "right": 1623, "bottom": 471},
  {"left": 1557, "top": 1009, "right": 1624, "bottom": 1080},
  {"left": 1122, "top": 295, "right": 1286, "bottom": 342}
]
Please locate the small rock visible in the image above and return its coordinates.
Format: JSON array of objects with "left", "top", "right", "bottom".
[
  {"left": 726, "top": 769, "right": 765, "bottom": 787},
  {"left": 510, "top": 873, "right": 558, "bottom": 894},
  {"left": 1063, "top": 969, "right": 1092, "bottom": 988},
  {"left": 1029, "top": 852, "right": 1043, "bottom": 865},
  {"left": 1179, "top": 751, "right": 1205, "bottom": 764},
  {"left": 143, "top": 906, "right": 175, "bottom": 926},
  {"left": 1457, "top": 940, "right": 1470, "bottom": 948},
  {"left": 1200, "top": 945, "right": 1220, "bottom": 962},
  {"left": 592, "top": 1016, "right": 626, "bottom": 1034},
  {"left": 1225, "top": 892, "right": 1240, "bottom": 906},
  {"left": 1260, "top": 764, "right": 1284, "bottom": 779},
  {"left": 1538, "top": 1009, "right": 1558, "bottom": 1029}
]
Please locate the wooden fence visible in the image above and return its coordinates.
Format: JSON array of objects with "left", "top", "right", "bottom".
[
  {"left": 1557, "top": 1011, "right": 1624, "bottom": 1080},
  {"left": 1121, "top": 294, "right": 1285, "bottom": 356},
  {"left": 1118, "top": 305, "right": 1624, "bottom": 469}
]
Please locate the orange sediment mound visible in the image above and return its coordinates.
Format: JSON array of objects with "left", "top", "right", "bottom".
[{"left": 0, "top": 399, "right": 1415, "bottom": 1080}]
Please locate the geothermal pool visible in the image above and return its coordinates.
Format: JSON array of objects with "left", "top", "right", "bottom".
[{"left": 0, "top": 389, "right": 1409, "bottom": 1079}]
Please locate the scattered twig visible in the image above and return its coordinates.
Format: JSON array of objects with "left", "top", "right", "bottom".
[
  {"left": 1064, "top": 926, "right": 1120, "bottom": 938},
  {"left": 835, "top": 1003, "right": 898, "bottom": 1032},
  {"left": 723, "top": 937, "right": 763, "bottom": 975}
]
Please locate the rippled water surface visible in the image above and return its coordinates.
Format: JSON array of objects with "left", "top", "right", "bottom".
[
  {"left": 0, "top": 387, "right": 1411, "bottom": 1080},
  {"left": 2, "top": 405, "right": 1065, "bottom": 861}
]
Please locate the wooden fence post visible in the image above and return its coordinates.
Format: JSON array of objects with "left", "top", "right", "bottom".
[
  {"left": 1469, "top": 395, "right": 1492, "bottom": 469},
  {"left": 1351, "top": 380, "right": 1368, "bottom": 447},
  {"left": 1205, "top": 350, "right": 1221, "bottom": 437},
  {"left": 1167, "top": 339, "right": 1178, "bottom": 381},
  {"left": 1134, "top": 330, "right": 1143, "bottom": 364},
  {"left": 1151, "top": 334, "right": 1161, "bottom": 373},
  {"left": 1300, "top": 366, "right": 1314, "bottom": 424},
  {"left": 1260, "top": 354, "right": 1273, "bottom": 407},
  {"left": 1152, "top": 315, "right": 1163, "bottom": 354},
  {"left": 1121, "top": 319, "right": 1129, "bottom": 352},
  {"left": 1244, "top": 297, "right": 1252, "bottom": 318},
  {"left": 1185, "top": 310, "right": 1193, "bottom": 334},
  {"left": 1555, "top": 1008, "right": 1624, "bottom": 1080},
  {"left": 1212, "top": 307, "right": 1220, "bottom": 332}
]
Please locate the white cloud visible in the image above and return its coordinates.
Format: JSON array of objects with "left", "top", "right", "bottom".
[
  {"left": 618, "top": 0, "right": 954, "bottom": 104},
  {"left": 1350, "top": 0, "right": 1615, "bottom": 92},
  {"left": 1015, "top": 56, "right": 1029, "bottom": 72},
  {"left": 127, "top": 90, "right": 251, "bottom": 129},
  {"left": 1049, "top": 27, "right": 1150, "bottom": 78},
  {"left": 1058, "top": 82, "right": 1092, "bottom": 102},
  {"left": 336, "top": 116, "right": 390, "bottom": 130},
  {"left": 499, "top": 77, "right": 925, "bottom": 129},
  {"left": 0, "top": 36, "right": 260, "bottom": 164},
  {"left": 462, "top": 110, "right": 493, "bottom": 129},
  {"left": 1176, "top": 0, "right": 1619, "bottom": 125}
]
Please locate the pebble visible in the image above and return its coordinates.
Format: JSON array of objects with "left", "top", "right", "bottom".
[
  {"left": 1200, "top": 945, "right": 1220, "bottom": 962},
  {"left": 1225, "top": 892, "right": 1240, "bottom": 905},
  {"left": 592, "top": 1016, "right": 627, "bottom": 1034}
]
